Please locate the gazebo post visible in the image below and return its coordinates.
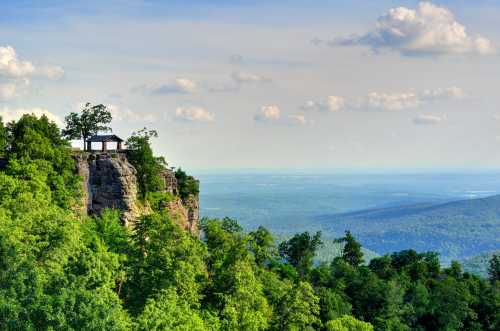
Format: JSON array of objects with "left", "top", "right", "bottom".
[
  {"left": 102, "top": 141, "right": 107, "bottom": 152},
  {"left": 86, "top": 141, "right": 92, "bottom": 151},
  {"left": 117, "top": 141, "right": 122, "bottom": 150}
]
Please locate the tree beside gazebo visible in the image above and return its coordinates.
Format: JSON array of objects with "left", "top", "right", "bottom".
[{"left": 62, "top": 103, "right": 112, "bottom": 151}]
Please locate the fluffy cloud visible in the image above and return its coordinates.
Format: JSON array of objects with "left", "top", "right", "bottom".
[
  {"left": 175, "top": 107, "right": 214, "bottom": 122},
  {"left": 0, "top": 46, "right": 64, "bottom": 79},
  {"left": 136, "top": 78, "right": 198, "bottom": 95},
  {"left": 305, "top": 87, "right": 464, "bottom": 112},
  {"left": 232, "top": 71, "right": 271, "bottom": 84},
  {"left": 0, "top": 46, "right": 64, "bottom": 102},
  {"left": 107, "top": 104, "right": 156, "bottom": 123},
  {"left": 301, "top": 96, "right": 346, "bottom": 112},
  {"left": 331, "top": 2, "right": 495, "bottom": 56},
  {"left": 0, "top": 107, "right": 62, "bottom": 126},
  {"left": 254, "top": 105, "right": 281, "bottom": 122},
  {"left": 255, "top": 105, "right": 311, "bottom": 125},
  {"left": 413, "top": 114, "right": 444, "bottom": 125}
]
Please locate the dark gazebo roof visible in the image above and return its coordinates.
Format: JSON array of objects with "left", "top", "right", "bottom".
[{"left": 87, "top": 134, "right": 124, "bottom": 143}]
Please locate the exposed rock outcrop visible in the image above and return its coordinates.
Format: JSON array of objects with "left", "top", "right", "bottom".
[
  {"left": 75, "top": 152, "right": 200, "bottom": 235},
  {"left": 77, "top": 153, "right": 140, "bottom": 227}
]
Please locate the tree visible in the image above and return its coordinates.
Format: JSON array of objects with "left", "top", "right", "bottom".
[
  {"left": 125, "top": 128, "right": 165, "bottom": 198},
  {"left": 249, "top": 226, "right": 276, "bottom": 267},
  {"left": 175, "top": 167, "right": 199, "bottom": 199},
  {"left": 488, "top": 254, "right": 500, "bottom": 283},
  {"left": 276, "top": 281, "right": 321, "bottom": 330},
  {"left": 136, "top": 288, "right": 208, "bottom": 331},
  {"left": 62, "top": 102, "right": 112, "bottom": 150},
  {"left": 335, "top": 231, "right": 364, "bottom": 267},
  {"left": 279, "top": 231, "right": 323, "bottom": 277},
  {"left": 325, "top": 315, "right": 374, "bottom": 331},
  {"left": 0, "top": 117, "right": 7, "bottom": 156}
]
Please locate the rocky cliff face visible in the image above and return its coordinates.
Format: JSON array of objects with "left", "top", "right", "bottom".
[{"left": 76, "top": 153, "right": 200, "bottom": 234}]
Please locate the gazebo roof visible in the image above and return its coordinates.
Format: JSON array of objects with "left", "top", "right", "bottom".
[{"left": 87, "top": 134, "right": 124, "bottom": 143}]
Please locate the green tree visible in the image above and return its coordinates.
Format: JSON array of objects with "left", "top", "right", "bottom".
[
  {"left": 249, "top": 226, "right": 277, "bottom": 267},
  {"left": 325, "top": 315, "right": 374, "bottom": 331},
  {"left": 126, "top": 128, "right": 165, "bottom": 199},
  {"left": 136, "top": 288, "right": 208, "bottom": 331},
  {"left": 488, "top": 254, "right": 500, "bottom": 283},
  {"left": 276, "top": 281, "right": 321, "bottom": 331},
  {"left": 335, "top": 231, "right": 364, "bottom": 267},
  {"left": 279, "top": 231, "right": 323, "bottom": 278},
  {"left": 0, "top": 117, "right": 7, "bottom": 156},
  {"left": 175, "top": 167, "right": 199, "bottom": 199},
  {"left": 62, "top": 102, "right": 112, "bottom": 150}
]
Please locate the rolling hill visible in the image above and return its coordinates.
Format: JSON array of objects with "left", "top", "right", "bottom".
[{"left": 317, "top": 195, "right": 500, "bottom": 264}]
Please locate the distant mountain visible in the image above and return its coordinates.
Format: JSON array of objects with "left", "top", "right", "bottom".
[
  {"left": 462, "top": 250, "right": 499, "bottom": 278},
  {"left": 317, "top": 195, "right": 500, "bottom": 264}
]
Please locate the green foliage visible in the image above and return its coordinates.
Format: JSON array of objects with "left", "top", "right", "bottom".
[
  {"left": 126, "top": 128, "right": 165, "bottom": 199},
  {"left": 62, "top": 102, "right": 112, "bottom": 149},
  {"left": 175, "top": 167, "right": 199, "bottom": 199},
  {"left": 336, "top": 231, "right": 364, "bottom": 267},
  {"left": 0, "top": 114, "right": 499, "bottom": 330},
  {"left": 275, "top": 281, "right": 321, "bottom": 330},
  {"left": 136, "top": 288, "right": 207, "bottom": 331},
  {"left": 325, "top": 315, "right": 374, "bottom": 331},
  {"left": 279, "top": 231, "right": 322, "bottom": 277},
  {"left": 146, "top": 191, "right": 174, "bottom": 212},
  {"left": 488, "top": 254, "right": 500, "bottom": 283},
  {"left": 0, "top": 117, "right": 7, "bottom": 156}
]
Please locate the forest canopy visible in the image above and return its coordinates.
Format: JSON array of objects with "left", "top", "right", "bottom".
[{"left": 0, "top": 114, "right": 498, "bottom": 330}]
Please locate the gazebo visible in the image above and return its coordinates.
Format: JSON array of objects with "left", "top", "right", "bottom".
[{"left": 87, "top": 134, "right": 124, "bottom": 152}]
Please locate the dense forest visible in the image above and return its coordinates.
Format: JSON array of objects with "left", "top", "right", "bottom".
[{"left": 0, "top": 113, "right": 498, "bottom": 330}]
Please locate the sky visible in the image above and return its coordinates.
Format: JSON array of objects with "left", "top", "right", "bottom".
[{"left": 1, "top": 0, "right": 500, "bottom": 171}]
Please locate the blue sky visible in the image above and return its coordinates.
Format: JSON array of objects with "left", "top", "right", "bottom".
[{"left": 1, "top": 1, "right": 499, "bottom": 170}]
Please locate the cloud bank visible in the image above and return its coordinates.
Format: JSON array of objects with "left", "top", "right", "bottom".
[
  {"left": 330, "top": 2, "right": 495, "bottom": 56},
  {"left": 304, "top": 87, "right": 464, "bottom": 112}
]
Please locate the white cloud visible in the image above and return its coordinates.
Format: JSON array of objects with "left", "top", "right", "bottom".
[
  {"left": 232, "top": 71, "right": 271, "bottom": 84},
  {"left": 363, "top": 92, "right": 420, "bottom": 111},
  {"left": 0, "top": 107, "right": 62, "bottom": 126},
  {"left": 255, "top": 105, "right": 311, "bottom": 126},
  {"left": 0, "top": 46, "right": 35, "bottom": 78},
  {"left": 302, "top": 96, "right": 345, "bottom": 112},
  {"left": 254, "top": 105, "right": 281, "bottom": 122},
  {"left": 305, "top": 87, "right": 464, "bottom": 112},
  {"left": 175, "top": 107, "right": 214, "bottom": 123},
  {"left": 107, "top": 104, "right": 156, "bottom": 123},
  {"left": 136, "top": 78, "right": 198, "bottom": 95},
  {"left": 413, "top": 114, "right": 444, "bottom": 125},
  {"left": 331, "top": 2, "right": 495, "bottom": 56},
  {"left": 0, "top": 46, "right": 64, "bottom": 79},
  {"left": 0, "top": 46, "right": 64, "bottom": 102}
]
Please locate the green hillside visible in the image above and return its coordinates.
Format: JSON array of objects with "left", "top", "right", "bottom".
[
  {"left": 462, "top": 250, "right": 500, "bottom": 278},
  {"left": 318, "top": 195, "right": 500, "bottom": 264}
]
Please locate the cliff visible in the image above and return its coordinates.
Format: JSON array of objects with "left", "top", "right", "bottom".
[{"left": 75, "top": 152, "right": 199, "bottom": 235}]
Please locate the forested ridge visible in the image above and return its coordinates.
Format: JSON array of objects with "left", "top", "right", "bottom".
[{"left": 0, "top": 113, "right": 498, "bottom": 330}]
